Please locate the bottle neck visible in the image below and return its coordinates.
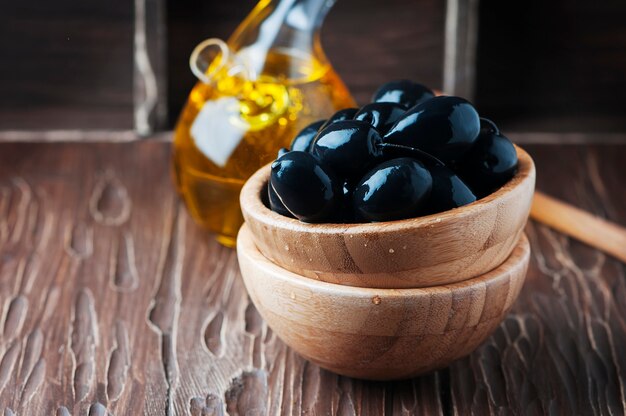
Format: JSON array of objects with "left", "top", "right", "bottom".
[
  {"left": 271, "top": 0, "right": 335, "bottom": 32},
  {"left": 228, "top": 0, "right": 335, "bottom": 77}
]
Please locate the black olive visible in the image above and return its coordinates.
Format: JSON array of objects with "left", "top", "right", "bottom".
[
  {"left": 289, "top": 119, "right": 326, "bottom": 152},
  {"left": 377, "top": 142, "right": 445, "bottom": 168},
  {"left": 372, "top": 80, "right": 434, "bottom": 109},
  {"left": 354, "top": 102, "right": 406, "bottom": 135},
  {"left": 422, "top": 164, "right": 476, "bottom": 215},
  {"left": 277, "top": 147, "right": 289, "bottom": 158},
  {"left": 479, "top": 117, "right": 499, "bottom": 135},
  {"left": 456, "top": 130, "right": 518, "bottom": 197},
  {"left": 384, "top": 96, "right": 480, "bottom": 164},
  {"left": 270, "top": 151, "right": 340, "bottom": 222},
  {"left": 353, "top": 157, "right": 432, "bottom": 222},
  {"left": 267, "top": 181, "right": 293, "bottom": 218},
  {"left": 311, "top": 120, "right": 383, "bottom": 181},
  {"left": 319, "top": 108, "right": 359, "bottom": 131}
]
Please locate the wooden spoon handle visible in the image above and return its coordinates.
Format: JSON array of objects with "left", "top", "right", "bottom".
[{"left": 530, "top": 191, "right": 626, "bottom": 263}]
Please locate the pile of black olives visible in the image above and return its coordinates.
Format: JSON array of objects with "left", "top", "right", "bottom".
[{"left": 268, "top": 80, "right": 518, "bottom": 223}]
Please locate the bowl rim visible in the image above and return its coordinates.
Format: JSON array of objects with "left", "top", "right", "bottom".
[
  {"left": 240, "top": 145, "right": 535, "bottom": 235},
  {"left": 238, "top": 223, "right": 530, "bottom": 297}
]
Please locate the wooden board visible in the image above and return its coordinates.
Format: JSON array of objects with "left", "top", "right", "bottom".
[{"left": 0, "top": 140, "right": 625, "bottom": 414}]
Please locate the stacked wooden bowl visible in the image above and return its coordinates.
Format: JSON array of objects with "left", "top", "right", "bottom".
[{"left": 237, "top": 146, "right": 536, "bottom": 380}]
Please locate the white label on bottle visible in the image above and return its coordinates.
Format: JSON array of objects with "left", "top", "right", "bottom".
[{"left": 190, "top": 97, "right": 249, "bottom": 167}]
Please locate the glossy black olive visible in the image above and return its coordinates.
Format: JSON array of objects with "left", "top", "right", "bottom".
[
  {"left": 479, "top": 117, "right": 499, "bottom": 135},
  {"left": 267, "top": 181, "right": 293, "bottom": 217},
  {"left": 289, "top": 119, "right": 326, "bottom": 152},
  {"left": 384, "top": 96, "right": 480, "bottom": 164},
  {"left": 422, "top": 164, "right": 476, "bottom": 215},
  {"left": 270, "top": 151, "right": 340, "bottom": 222},
  {"left": 311, "top": 120, "right": 383, "bottom": 180},
  {"left": 372, "top": 80, "right": 434, "bottom": 109},
  {"left": 354, "top": 102, "right": 406, "bottom": 135},
  {"left": 456, "top": 130, "right": 518, "bottom": 197},
  {"left": 277, "top": 147, "right": 289, "bottom": 158},
  {"left": 353, "top": 157, "right": 432, "bottom": 222},
  {"left": 319, "top": 108, "right": 359, "bottom": 131},
  {"left": 377, "top": 142, "right": 445, "bottom": 168}
]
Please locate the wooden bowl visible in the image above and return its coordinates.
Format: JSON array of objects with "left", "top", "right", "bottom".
[
  {"left": 240, "top": 146, "right": 535, "bottom": 288},
  {"left": 237, "top": 224, "right": 530, "bottom": 380}
]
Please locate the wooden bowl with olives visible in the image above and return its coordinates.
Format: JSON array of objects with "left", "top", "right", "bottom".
[
  {"left": 240, "top": 145, "right": 534, "bottom": 288},
  {"left": 240, "top": 81, "right": 535, "bottom": 288},
  {"left": 237, "top": 224, "right": 530, "bottom": 380}
]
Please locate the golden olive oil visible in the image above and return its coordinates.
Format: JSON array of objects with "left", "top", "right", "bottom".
[{"left": 172, "top": 49, "right": 354, "bottom": 246}]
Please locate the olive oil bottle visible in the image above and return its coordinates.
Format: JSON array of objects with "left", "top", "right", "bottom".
[{"left": 172, "top": 0, "right": 355, "bottom": 247}]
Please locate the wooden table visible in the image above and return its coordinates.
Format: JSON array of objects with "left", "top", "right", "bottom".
[{"left": 0, "top": 140, "right": 625, "bottom": 415}]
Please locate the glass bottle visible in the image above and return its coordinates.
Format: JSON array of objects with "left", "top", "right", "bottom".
[{"left": 172, "top": 0, "right": 355, "bottom": 247}]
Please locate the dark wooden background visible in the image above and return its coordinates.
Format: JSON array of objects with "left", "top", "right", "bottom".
[
  {"left": 2, "top": 1, "right": 626, "bottom": 414},
  {"left": 1, "top": 0, "right": 625, "bottom": 133},
  {"left": 0, "top": 0, "right": 134, "bottom": 130},
  {"left": 476, "top": 0, "right": 626, "bottom": 132}
]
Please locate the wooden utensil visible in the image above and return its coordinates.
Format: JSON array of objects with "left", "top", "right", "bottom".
[
  {"left": 237, "top": 224, "right": 530, "bottom": 380},
  {"left": 240, "top": 146, "right": 535, "bottom": 289},
  {"left": 531, "top": 191, "right": 626, "bottom": 263}
]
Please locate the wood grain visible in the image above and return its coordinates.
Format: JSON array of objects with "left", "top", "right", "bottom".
[
  {"left": 0, "top": 140, "right": 625, "bottom": 414},
  {"left": 241, "top": 147, "right": 535, "bottom": 289}
]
